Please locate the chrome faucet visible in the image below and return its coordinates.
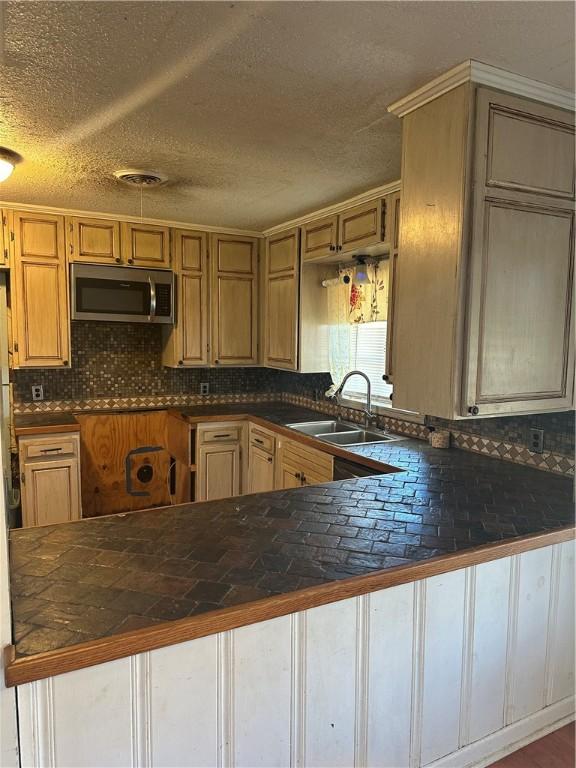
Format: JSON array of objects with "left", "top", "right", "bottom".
[{"left": 329, "top": 370, "right": 378, "bottom": 428}]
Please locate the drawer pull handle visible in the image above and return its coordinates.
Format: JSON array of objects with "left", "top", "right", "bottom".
[
  {"left": 213, "top": 433, "right": 232, "bottom": 439},
  {"left": 254, "top": 438, "right": 264, "bottom": 444},
  {"left": 40, "top": 447, "right": 63, "bottom": 453}
]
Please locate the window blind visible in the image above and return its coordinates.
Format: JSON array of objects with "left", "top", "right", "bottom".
[{"left": 340, "top": 321, "right": 393, "bottom": 403}]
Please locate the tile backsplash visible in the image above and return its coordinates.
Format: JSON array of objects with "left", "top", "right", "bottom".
[
  {"left": 12, "top": 321, "right": 574, "bottom": 465},
  {"left": 428, "top": 410, "right": 575, "bottom": 458},
  {"left": 12, "top": 321, "right": 331, "bottom": 402}
]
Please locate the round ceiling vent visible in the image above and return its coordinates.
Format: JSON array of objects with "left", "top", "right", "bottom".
[{"left": 113, "top": 169, "right": 168, "bottom": 187}]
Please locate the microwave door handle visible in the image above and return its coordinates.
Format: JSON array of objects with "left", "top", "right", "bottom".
[{"left": 148, "top": 276, "right": 157, "bottom": 321}]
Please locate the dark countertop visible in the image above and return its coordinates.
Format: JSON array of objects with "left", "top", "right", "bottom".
[
  {"left": 13, "top": 412, "right": 81, "bottom": 435},
  {"left": 9, "top": 404, "right": 574, "bottom": 658}
]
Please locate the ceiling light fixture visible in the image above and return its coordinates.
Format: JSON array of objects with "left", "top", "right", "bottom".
[{"left": 0, "top": 148, "right": 23, "bottom": 182}]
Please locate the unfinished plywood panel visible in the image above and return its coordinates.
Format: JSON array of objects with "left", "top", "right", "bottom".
[{"left": 77, "top": 410, "right": 171, "bottom": 517}]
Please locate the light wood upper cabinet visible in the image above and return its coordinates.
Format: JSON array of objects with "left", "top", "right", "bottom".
[
  {"left": 11, "top": 211, "right": 70, "bottom": 368},
  {"left": 301, "top": 215, "right": 338, "bottom": 261},
  {"left": 385, "top": 192, "right": 401, "bottom": 384},
  {"left": 68, "top": 217, "right": 121, "bottom": 264},
  {"left": 392, "top": 84, "right": 575, "bottom": 419},
  {"left": 162, "top": 229, "right": 209, "bottom": 367},
  {"left": 461, "top": 89, "right": 575, "bottom": 416},
  {"left": 210, "top": 233, "right": 259, "bottom": 366},
  {"left": 19, "top": 433, "right": 81, "bottom": 527},
  {"left": 338, "top": 199, "right": 385, "bottom": 252},
  {"left": 121, "top": 221, "right": 170, "bottom": 268},
  {"left": 301, "top": 199, "right": 394, "bottom": 262},
  {"left": 264, "top": 228, "right": 299, "bottom": 370},
  {"left": 1, "top": 209, "right": 10, "bottom": 267}
]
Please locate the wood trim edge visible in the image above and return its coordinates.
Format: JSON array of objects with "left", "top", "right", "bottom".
[{"left": 5, "top": 526, "right": 574, "bottom": 687}]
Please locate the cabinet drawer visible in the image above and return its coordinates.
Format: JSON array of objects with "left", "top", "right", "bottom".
[
  {"left": 198, "top": 424, "right": 241, "bottom": 444},
  {"left": 20, "top": 434, "right": 79, "bottom": 460},
  {"left": 249, "top": 427, "right": 275, "bottom": 454}
]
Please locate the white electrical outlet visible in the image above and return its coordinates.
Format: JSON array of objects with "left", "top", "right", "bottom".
[
  {"left": 31, "top": 384, "right": 44, "bottom": 401},
  {"left": 200, "top": 382, "right": 209, "bottom": 395},
  {"left": 530, "top": 428, "right": 544, "bottom": 454}
]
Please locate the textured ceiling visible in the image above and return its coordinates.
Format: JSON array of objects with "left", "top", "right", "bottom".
[{"left": 0, "top": 1, "right": 574, "bottom": 230}]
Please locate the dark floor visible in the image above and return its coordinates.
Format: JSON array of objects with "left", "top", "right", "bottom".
[{"left": 489, "top": 722, "right": 575, "bottom": 768}]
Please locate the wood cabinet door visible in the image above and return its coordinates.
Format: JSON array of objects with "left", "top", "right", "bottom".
[
  {"left": 385, "top": 192, "right": 401, "bottom": 383},
  {"left": 68, "top": 217, "right": 121, "bottom": 264},
  {"left": 264, "top": 228, "right": 299, "bottom": 370},
  {"left": 338, "top": 199, "right": 384, "bottom": 253},
  {"left": 248, "top": 444, "right": 275, "bottom": 494},
  {"left": 462, "top": 89, "right": 575, "bottom": 417},
  {"left": 162, "top": 229, "right": 209, "bottom": 367},
  {"left": 301, "top": 215, "right": 338, "bottom": 261},
  {"left": 476, "top": 88, "right": 575, "bottom": 206},
  {"left": 21, "top": 457, "right": 80, "bottom": 527},
  {"left": 11, "top": 211, "right": 70, "bottom": 368},
  {"left": 121, "top": 222, "right": 170, "bottom": 268},
  {"left": 277, "top": 461, "right": 302, "bottom": 489},
  {"left": 211, "top": 234, "right": 259, "bottom": 365},
  {"left": 197, "top": 442, "right": 241, "bottom": 501},
  {"left": 1, "top": 209, "right": 10, "bottom": 266},
  {"left": 463, "top": 200, "right": 574, "bottom": 416}
]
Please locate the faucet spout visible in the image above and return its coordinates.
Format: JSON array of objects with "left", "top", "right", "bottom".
[{"left": 330, "top": 370, "right": 377, "bottom": 427}]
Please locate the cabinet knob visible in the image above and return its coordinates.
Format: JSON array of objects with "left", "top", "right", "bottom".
[
  {"left": 468, "top": 406, "right": 479, "bottom": 416},
  {"left": 178, "top": 360, "right": 183, "bottom": 366},
  {"left": 62, "top": 360, "right": 68, "bottom": 366},
  {"left": 215, "top": 359, "right": 220, "bottom": 365},
  {"left": 382, "top": 374, "right": 389, "bottom": 381},
  {"left": 115, "top": 257, "right": 121, "bottom": 263},
  {"left": 329, "top": 245, "right": 336, "bottom": 252},
  {"left": 128, "top": 258, "right": 134, "bottom": 264},
  {"left": 301, "top": 474, "right": 307, "bottom": 484},
  {"left": 295, "top": 471, "right": 301, "bottom": 479},
  {"left": 267, "top": 457, "right": 273, "bottom": 463}
]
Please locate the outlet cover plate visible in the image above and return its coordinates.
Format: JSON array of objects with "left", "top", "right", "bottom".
[
  {"left": 200, "top": 382, "right": 209, "bottom": 396},
  {"left": 530, "top": 428, "right": 544, "bottom": 454},
  {"left": 31, "top": 385, "right": 44, "bottom": 402}
]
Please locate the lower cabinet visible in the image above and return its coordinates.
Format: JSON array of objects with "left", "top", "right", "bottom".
[
  {"left": 247, "top": 425, "right": 276, "bottom": 494},
  {"left": 18, "top": 433, "right": 82, "bottom": 527},
  {"left": 196, "top": 422, "right": 335, "bottom": 501},
  {"left": 276, "top": 437, "right": 334, "bottom": 489},
  {"left": 196, "top": 422, "right": 245, "bottom": 502},
  {"left": 197, "top": 443, "right": 241, "bottom": 501}
]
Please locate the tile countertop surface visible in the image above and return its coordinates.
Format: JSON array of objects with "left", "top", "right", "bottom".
[{"left": 9, "top": 401, "right": 575, "bottom": 659}]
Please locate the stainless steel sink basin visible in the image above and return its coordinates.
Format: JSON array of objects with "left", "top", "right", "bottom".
[
  {"left": 286, "top": 420, "right": 358, "bottom": 436},
  {"left": 286, "top": 420, "right": 405, "bottom": 446},
  {"left": 320, "top": 430, "right": 404, "bottom": 446}
]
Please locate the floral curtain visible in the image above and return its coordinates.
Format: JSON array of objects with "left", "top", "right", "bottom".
[{"left": 325, "top": 260, "right": 389, "bottom": 391}]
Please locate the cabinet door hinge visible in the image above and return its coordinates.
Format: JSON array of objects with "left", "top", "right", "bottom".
[
  {"left": 2, "top": 214, "right": 6, "bottom": 227},
  {"left": 13, "top": 342, "right": 18, "bottom": 353},
  {"left": 10, "top": 230, "right": 14, "bottom": 242},
  {"left": 20, "top": 472, "right": 25, "bottom": 485},
  {"left": 3, "top": 248, "right": 7, "bottom": 261}
]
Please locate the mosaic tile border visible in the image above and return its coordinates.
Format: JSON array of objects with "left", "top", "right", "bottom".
[
  {"left": 12, "top": 392, "right": 276, "bottom": 414},
  {"left": 450, "top": 431, "right": 575, "bottom": 477},
  {"left": 12, "top": 391, "right": 574, "bottom": 477}
]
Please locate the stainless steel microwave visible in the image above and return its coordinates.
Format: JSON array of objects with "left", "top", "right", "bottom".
[{"left": 70, "top": 263, "right": 174, "bottom": 324}]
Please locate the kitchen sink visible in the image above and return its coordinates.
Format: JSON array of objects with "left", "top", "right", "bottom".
[
  {"left": 320, "top": 430, "right": 403, "bottom": 446},
  {"left": 286, "top": 420, "right": 405, "bottom": 446},
  {"left": 286, "top": 420, "right": 358, "bottom": 435}
]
